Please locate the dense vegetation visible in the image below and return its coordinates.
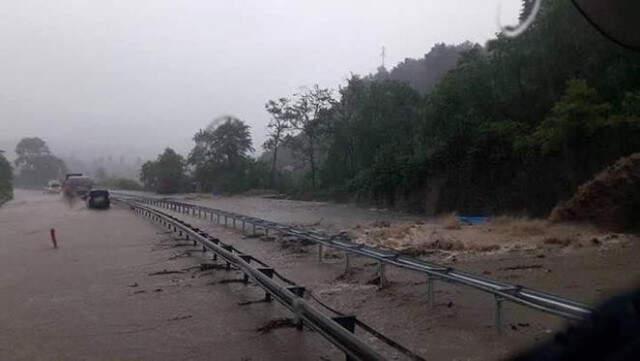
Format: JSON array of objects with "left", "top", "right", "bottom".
[
  {"left": 260, "top": 0, "right": 640, "bottom": 215},
  {"left": 140, "top": 148, "right": 188, "bottom": 194},
  {"left": 374, "top": 42, "right": 473, "bottom": 94},
  {"left": 0, "top": 152, "right": 13, "bottom": 202},
  {"left": 144, "top": 0, "right": 640, "bottom": 217},
  {"left": 13, "top": 137, "right": 67, "bottom": 188},
  {"left": 188, "top": 116, "right": 268, "bottom": 193}
]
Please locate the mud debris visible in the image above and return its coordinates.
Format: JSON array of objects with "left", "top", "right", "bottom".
[
  {"left": 168, "top": 315, "right": 193, "bottom": 322},
  {"left": 550, "top": 153, "right": 640, "bottom": 231},
  {"left": 148, "top": 269, "right": 185, "bottom": 276},
  {"left": 255, "top": 318, "right": 297, "bottom": 334},
  {"left": 499, "top": 264, "right": 543, "bottom": 271}
]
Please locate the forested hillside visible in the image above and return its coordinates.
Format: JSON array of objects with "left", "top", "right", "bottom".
[
  {"left": 145, "top": 0, "right": 640, "bottom": 218},
  {"left": 372, "top": 42, "right": 473, "bottom": 94},
  {"left": 263, "top": 0, "right": 640, "bottom": 216}
]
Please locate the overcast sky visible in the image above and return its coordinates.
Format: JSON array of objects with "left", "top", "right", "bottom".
[{"left": 0, "top": 0, "right": 520, "bottom": 160}]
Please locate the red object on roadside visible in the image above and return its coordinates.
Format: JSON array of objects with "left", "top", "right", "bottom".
[{"left": 50, "top": 228, "right": 57, "bottom": 249}]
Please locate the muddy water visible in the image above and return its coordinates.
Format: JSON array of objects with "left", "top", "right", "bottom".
[
  {"left": 127, "top": 191, "right": 422, "bottom": 232},
  {"left": 0, "top": 190, "right": 340, "bottom": 361},
  {"left": 142, "top": 194, "right": 640, "bottom": 361}
]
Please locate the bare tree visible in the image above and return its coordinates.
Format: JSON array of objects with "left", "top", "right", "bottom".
[
  {"left": 264, "top": 98, "right": 294, "bottom": 187},
  {"left": 290, "top": 85, "right": 335, "bottom": 189}
]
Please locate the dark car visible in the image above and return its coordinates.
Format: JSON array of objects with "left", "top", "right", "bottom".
[{"left": 86, "top": 189, "right": 110, "bottom": 209}]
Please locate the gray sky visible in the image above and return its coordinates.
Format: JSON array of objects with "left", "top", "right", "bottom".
[{"left": 0, "top": 0, "right": 520, "bottom": 160}]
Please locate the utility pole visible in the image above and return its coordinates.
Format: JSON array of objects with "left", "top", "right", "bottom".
[{"left": 380, "top": 46, "right": 386, "bottom": 68}]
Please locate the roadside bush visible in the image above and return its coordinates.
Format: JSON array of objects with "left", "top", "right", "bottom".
[{"left": 0, "top": 153, "right": 13, "bottom": 203}]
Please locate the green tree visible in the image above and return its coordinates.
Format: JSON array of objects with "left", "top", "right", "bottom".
[
  {"left": 532, "top": 79, "right": 610, "bottom": 188},
  {"left": 188, "top": 116, "right": 254, "bottom": 193},
  {"left": 14, "top": 137, "right": 67, "bottom": 187},
  {"left": 0, "top": 151, "right": 13, "bottom": 202},
  {"left": 264, "top": 98, "right": 294, "bottom": 187},
  {"left": 288, "top": 85, "right": 335, "bottom": 189},
  {"left": 140, "top": 148, "right": 185, "bottom": 194}
]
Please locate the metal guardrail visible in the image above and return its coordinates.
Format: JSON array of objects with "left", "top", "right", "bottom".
[
  {"left": 114, "top": 193, "right": 594, "bottom": 333},
  {"left": 115, "top": 198, "right": 403, "bottom": 361}
]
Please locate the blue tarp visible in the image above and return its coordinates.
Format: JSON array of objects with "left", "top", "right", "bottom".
[{"left": 458, "top": 216, "right": 489, "bottom": 225}]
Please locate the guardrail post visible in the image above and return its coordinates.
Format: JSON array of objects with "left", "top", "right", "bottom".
[
  {"left": 252, "top": 223, "right": 256, "bottom": 235},
  {"left": 224, "top": 215, "right": 228, "bottom": 227},
  {"left": 242, "top": 220, "right": 246, "bottom": 233},
  {"left": 427, "top": 275, "right": 436, "bottom": 308},
  {"left": 345, "top": 253, "right": 351, "bottom": 272},
  {"left": 495, "top": 295, "right": 504, "bottom": 335},
  {"left": 333, "top": 316, "right": 357, "bottom": 361},
  {"left": 257, "top": 268, "right": 274, "bottom": 301},
  {"left": 318, "top": 244, "right": 323, "bottom": 263},
  {"left": 378, "top": 262, "right": 386, "bottom": 289},
  {"left": 239, "top": 255, "right": 252, "bottom": 284},
  {"left": 233, "top": 217, "right": 236, "bottom": 229},
  {"left": 288, "top": 286, "right": 306, "bottom": 330}
]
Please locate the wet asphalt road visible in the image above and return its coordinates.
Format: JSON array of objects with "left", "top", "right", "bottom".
[{"left": 0, "top": 190, "right": 337, "bottom": 361}]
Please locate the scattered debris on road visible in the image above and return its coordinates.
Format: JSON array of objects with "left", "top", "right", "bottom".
[
  {"left": 256, "top": 318, "right": 297, "bottom": 334},
  {"left": 148, "top": 269, "right": 185, "bottom": 276}
]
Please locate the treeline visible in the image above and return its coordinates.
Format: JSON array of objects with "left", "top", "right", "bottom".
[
  {"left": 140, "top": 117, "right": 268, "bottom": 194},
  {"left": 0, "top": 137, "right": 67, "bottom": 199},
  {"left": 373, "top": 42, "right": 473, "bottom": 94},
  {"left": 12, "top": 137, "right": 67, "bottom": 188},
  {"left": 144, "top": 0, "right": 640, "bottom": 217},
  {"left": 0, "top": 151, "right": 13, "bottom": 202},
  {"left": 263, "top": 0, "right": 640, "bottom": 216}
]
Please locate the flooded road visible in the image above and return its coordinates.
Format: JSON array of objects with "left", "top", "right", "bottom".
[
  {"left": 124, "top": 191, "right": 421, "bottom": 233},
  {"left": 0, "top": 190, "right": 338, "bottom": 361},
  {"left": 5, "top": 190, "right": 639, "bottom": 361},
  {"left": 138, "top": 192, "right": 640, "bottom": 361}
]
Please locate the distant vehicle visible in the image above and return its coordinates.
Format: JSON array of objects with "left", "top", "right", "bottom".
[
  {"left": 45, "top": 180, "right": 62, "bottom": 193},
  {"left": 86, "top": 189, "right": 110, "bottom": 209},
  {"left": 63, "top": 174, "right": 94, "bottom": 199}
]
